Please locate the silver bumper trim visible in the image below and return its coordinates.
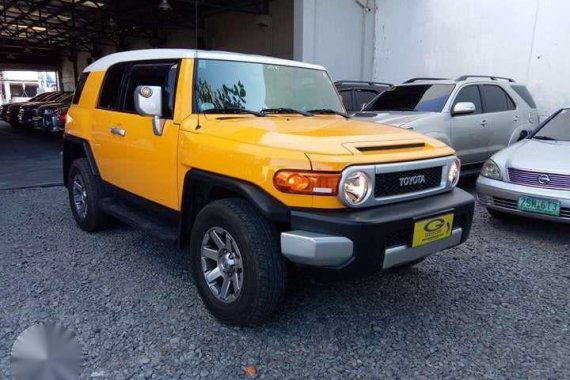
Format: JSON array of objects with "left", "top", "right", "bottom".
[
  {"left": 382, "top": 228, "right": 463, "bottom": 270},
  {"left": 281, "top": 231, "right": 353, "bottom": 267}
]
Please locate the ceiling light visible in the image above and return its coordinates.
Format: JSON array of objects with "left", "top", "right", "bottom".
[
  {"left": 7, "top": 53, "right": 16, "bottom": 59},
  {"left": 32, "top": 26, "right": 47, "bottom": 31},
  {"left": 158, "top": 0, "right": 173, "bottom": 12},
  {"left": 24, "top": 48, "right": 32, "bottom": 53}
]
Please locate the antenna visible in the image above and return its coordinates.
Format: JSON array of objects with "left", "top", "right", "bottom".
[{"left": 194, "top": 0, "right": 201, "bottom": 130}]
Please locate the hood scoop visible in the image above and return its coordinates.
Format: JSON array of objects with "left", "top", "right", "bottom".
[{"left": 354, "top": 142, "right": 426, "bottom": 153}]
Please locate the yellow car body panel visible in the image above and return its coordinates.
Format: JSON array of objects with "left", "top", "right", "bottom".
[{"left": 66, "top": 57, "right": 455, "bottom": 211}]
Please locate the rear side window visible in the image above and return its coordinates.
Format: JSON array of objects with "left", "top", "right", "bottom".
[
  {"left": 121, "top": 62, "right": 179, "bottom": 118},
  {"left": 366, "top": 84, "right": 455, "bottom": 113},
  {"left": 482, "top": 85, "right": 516, "bottom": 113},
  {"left": 72, "top": 72, "right": 90, "bottom": 104},
  {"left": 98, "top": 63, "right": 129, "bottom": 110},
  {"left": 511, "top": 85, "right": 536, "bottom": 108},
  {"left": 454, "top": 85, "right": 482, "bottom": 114}
]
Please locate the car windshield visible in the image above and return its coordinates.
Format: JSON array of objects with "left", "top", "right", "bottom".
[
  {"left": 534, "top": 109, "right": 570, "bottom": 141},
  {"left": 194, "top": 59, "right": 344, "bottom": 114},
  {"left": 364, "top": 84, "right": 455, "bottom": 112}
]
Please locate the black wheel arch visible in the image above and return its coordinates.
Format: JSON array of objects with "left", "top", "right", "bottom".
[
  {"left": 178, "top": 169, "right": 290, "bottom": 248},
  {"left": 63, "top": 134, "right": 100, "bottom": 187}
]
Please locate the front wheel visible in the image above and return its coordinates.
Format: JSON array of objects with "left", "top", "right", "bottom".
[
  {"left": 190, "top": 198, "right": 287, "bottom": 326},
  {"left": 67, "top": 158, "right": 113, "bottom": 232}
]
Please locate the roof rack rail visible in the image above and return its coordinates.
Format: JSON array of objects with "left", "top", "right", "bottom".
[
  {"left": 334, "top": 80, "right": 393, "bottom": 87},
  {"left": 455, "top": 75, "right": 515, "bottom": 82},
  {"left": 403, "top": 77, "right": 450, "bottom": 84}
]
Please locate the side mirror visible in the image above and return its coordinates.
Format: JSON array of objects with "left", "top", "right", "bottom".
[
  {"left": 451, "top": 102, "right": 476, "bottom": 116},
  {"left": 134, "top": 85, "right": 164, "bottom": 136}
]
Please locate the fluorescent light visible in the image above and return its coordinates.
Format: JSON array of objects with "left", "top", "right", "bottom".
[{"left": 32, "top": 26, "right": 47, "bottom": 31}]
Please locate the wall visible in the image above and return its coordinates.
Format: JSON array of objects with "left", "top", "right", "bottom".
[
  {"left": 294, "top": 0, "right": 375, "bottom": 81},
  {"left": 373, "top": 0, "right": 570, "bottom": 117}
]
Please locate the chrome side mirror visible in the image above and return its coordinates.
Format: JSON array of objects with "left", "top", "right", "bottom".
[
  {"left": 451, "top": 102, "right": 476, "bottom": 116},
  {"left": 134, "top": 85, "right": 164, "bottom": 136}
]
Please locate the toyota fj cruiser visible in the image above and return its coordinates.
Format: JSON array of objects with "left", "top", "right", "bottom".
[{"left": 64, "top": 49, "right": 474, "bottom": 325}]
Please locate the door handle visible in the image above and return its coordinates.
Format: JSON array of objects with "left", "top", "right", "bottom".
[
  {"left": 110, "top": 126, "right": 126, "bottom": 136},
  {"left": 513, "top": 115, "right": 520, "bottom": 122},
  {"left": 480, "top": 119, "right": 488, "bottom": 126}
]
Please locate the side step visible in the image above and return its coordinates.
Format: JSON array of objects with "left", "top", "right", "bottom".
[{"left": 98, "top": 197, "right": 178, "bottom": 244}]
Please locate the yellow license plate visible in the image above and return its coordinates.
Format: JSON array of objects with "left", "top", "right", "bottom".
[{"left": 412, "top": 213, "right": 454, "bottom": 247}]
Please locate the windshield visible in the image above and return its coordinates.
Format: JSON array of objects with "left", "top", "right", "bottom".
[
  {"left": 534, "top": 109, "right": 570, "bottom": 141},
  {"left": 194, "top": 59, "right": 344, "bottom": 114},
  {"left": 364, "top": 84, "right": 455, "bottom": 112}
]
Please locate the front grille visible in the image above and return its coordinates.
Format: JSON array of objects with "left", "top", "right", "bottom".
[
  {"left": 491, "top": 196, "right": 570, "bottom": 219},
  {"left": 375, "top": 166, "right": 442, "bottom": 197},
  {"left": 508, "top": 168, "right": 570, "bottom": 190}
]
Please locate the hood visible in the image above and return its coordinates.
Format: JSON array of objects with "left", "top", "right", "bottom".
[
  {"left": 194, "top": 115, "right": 453, "bottom": 161},
  {"left": 494, "top": 139, "right": 570, "bottom": 173},
  {"left": 352, "top": 111, "right": 436, "bottom": 127}
]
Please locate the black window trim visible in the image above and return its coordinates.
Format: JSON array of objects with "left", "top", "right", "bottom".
[
  {"left": 96, "top": 59, "right": 181, "bottom": 119},
  {"left": 338, "top": 89, "right": 355, "bottom": 111}
]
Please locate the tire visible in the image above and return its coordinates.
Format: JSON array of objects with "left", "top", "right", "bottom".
[
  {"left": 67, "top": 158, "right": 113, "bottom": 232},
  {"left": 487, "top": 208, "right": 511, "bottom": 219},
  {"left": 189, "top": 198, "right": 287, "bottom": 326}
]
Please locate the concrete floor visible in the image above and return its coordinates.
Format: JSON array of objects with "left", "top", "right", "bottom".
[{"left": 0, "top": 121, "right": 62, "bottom": 190}]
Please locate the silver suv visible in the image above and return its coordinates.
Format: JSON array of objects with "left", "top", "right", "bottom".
[{"left": 354, "top": 75, "right": 539, "bottom": 174}]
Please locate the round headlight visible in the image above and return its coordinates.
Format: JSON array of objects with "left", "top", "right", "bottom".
[
  {"left": 343, "top": 171, "right": 370, "bottom": 205},
  {"left": 448, "top": 158, "right": 461, "bottom": 186},
  {"left": 481, "top": 159, "right": 502, "bottom": 180}
]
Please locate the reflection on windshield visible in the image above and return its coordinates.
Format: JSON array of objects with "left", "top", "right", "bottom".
[
  {"left": 195, "top": 59, "right": 344, "bottom": 114},
  {"left": 365, "top": 84, "right": 455, "bottom": 112},
  {"left": 534, "top": 109, "right": 570, "bottom": 141}
]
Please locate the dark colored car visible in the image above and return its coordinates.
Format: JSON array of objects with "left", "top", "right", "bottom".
[
  {"left": 33, "top": 96, "right": 72, "bottom": 133},
  {"left": 334, "top": 80, "right": 392, "bottom": 113},
  {"left": 17, "top": 92, "right": 72, "bottom": 128},
  {"left": 6, "top": 92, "right": 63, "bottom": 127},
  {"left": 0, "top": 92, "right": 56, "bottom": 123}
]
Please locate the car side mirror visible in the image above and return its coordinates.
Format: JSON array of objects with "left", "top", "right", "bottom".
[
  {"left": 451, "top": 102, "right": 476, "bottom": 116},
  {"left": 134, "top": 85, "right": 164, "bottom": 136}
]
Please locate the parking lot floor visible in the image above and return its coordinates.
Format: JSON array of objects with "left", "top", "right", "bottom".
[
  {"left": 0, "top": 121, "right": 62, "bottom": 190},
  {"left": 0, "top": 184, "right": 569, "bottom": 379}
]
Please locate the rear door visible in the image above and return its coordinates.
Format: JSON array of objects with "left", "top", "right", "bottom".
[
  {"left": 480, "top": 84, "right": 518, "bottom": 155},
  {"left": 449, "top": 84, "right": 489, "bottom": 165}
]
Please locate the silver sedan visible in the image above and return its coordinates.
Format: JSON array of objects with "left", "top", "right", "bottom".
[{"left": 476, "top": 108, "right": 570, "bottom": 223}]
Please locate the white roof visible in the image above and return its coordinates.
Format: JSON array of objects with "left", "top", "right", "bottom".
[{"left": 84, "top": 49, "right": 326, "bottom": 72}]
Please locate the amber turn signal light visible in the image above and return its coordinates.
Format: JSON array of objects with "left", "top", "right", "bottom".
[{"left": 273, "top": 170, "right": 340, "bottom": 195}]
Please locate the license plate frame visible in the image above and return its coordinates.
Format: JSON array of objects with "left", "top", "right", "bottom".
[
  {"left": 517, "top": 196, "right": 561, "bottom": 216},
  {"left": 412, "top": 213, "right": 454, "bottom": 248}
]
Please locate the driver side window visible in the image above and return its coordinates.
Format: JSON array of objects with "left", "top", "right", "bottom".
[{"left": 453, "top": 85, "right": 482, "bottom": 114}]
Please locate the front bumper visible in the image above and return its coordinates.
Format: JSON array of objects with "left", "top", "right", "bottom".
[
  {"left": 280, "top": 188, "right": 474, "bottom": 276},
  {"left": 476, "top": 176, "right": 570, "bottom": 223}
]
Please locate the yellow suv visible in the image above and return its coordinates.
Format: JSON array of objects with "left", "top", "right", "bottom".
[{"left": 64, "top": 49, "right": 474, "bottom": 325}]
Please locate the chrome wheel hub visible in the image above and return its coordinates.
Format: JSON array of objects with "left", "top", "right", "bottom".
[
  {"left": 72, "top": 174, "right": 87, "bottom": 219},
  {"left": 200, "top": 227, "right": 244, "bottom": 303}
]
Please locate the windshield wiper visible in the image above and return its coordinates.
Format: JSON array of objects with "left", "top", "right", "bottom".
[
  {"left": 202, "top": 107, "right": 265, "bottom": 117},
  {"left": 533, "top": 135, "right": 557, "bottom": 141},
  {"left": 261, "top": 107, "right": 311, "bottom": 116},
  {"left": 307, "top": 108, "right": 348, "bottom": 118}
]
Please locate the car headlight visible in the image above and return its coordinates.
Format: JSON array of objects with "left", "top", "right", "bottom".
[
  {"left": 448, "top": 158, "right": 461, "bottom": 186},
  {"left": 481, "top": 159, "right": 502, "bottom": 180},
  {"left": 342, "top": 171, "right": 370, "bottom": 205}
]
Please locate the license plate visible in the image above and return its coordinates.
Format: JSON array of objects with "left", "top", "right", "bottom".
[
  {"left": 517, "top": 196, "right": 560, "bottom": 216},
  {"left": 412, "top": 213, "right": 454, "bottom": 248}
]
